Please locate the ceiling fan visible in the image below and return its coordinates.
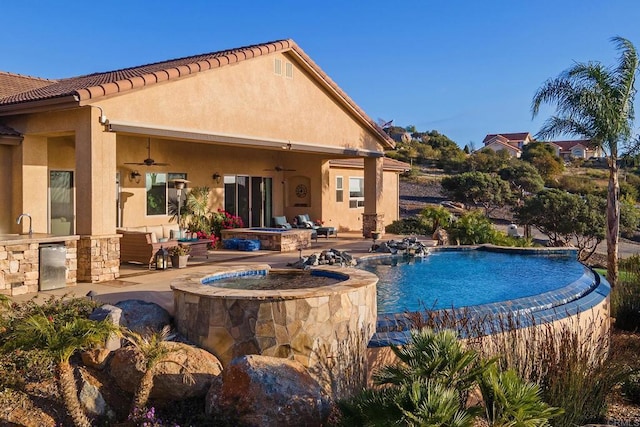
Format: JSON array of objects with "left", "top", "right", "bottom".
[
  {"left": 263, "top": 166, "right": 296, "bottom": 172},
  {"left": 125, "top": 139, "right": 169, "bottom": 167}
]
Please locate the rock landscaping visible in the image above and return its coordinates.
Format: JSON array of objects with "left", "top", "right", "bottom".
[{"left": 286, "top": 248, "right": 357, "bottom": 268}]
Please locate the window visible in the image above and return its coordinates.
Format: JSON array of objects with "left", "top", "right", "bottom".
[
  {"left": 349, "top": 177, "right": 364, "bottom": 208},
  {"left": 285, "top": 62, "right": 293, "bottom": 79},
  {"left": 336, "top": 176, "right": 343, "bottom": 202},
  {"left": 146, "top": 172, "right": 187, "bottom": 216},
  {"left": 274, "top": 58, "right": 282, "bottom": 75}
]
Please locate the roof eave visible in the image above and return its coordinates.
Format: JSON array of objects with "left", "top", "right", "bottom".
[{"left": 0, "top": 95, "right": 79, "bottom": 116}]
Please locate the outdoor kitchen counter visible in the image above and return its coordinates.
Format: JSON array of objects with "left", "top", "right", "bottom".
[
  {"left": 0, "top": 234, "right": 79, "bottom": 296},
  {"left": 0, "top": 233, "right": 80, "bottom": 245}
]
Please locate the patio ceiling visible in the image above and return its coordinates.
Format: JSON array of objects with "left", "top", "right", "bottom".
[{"left": 106, "top": 119, "right": 384, "bottom": 158}]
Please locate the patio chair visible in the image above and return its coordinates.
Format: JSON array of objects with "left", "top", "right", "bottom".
[
  {"left": 272, "top": 216, "right": 292, "bottom": 229},
  {"left": 294, "top": 214, "right": 320, "bottom": 241}
]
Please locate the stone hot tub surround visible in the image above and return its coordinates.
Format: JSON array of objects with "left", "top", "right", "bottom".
[
  {"left": 171, "top": 264, "right": 378, "bottom": 375},
  {"left": 220, "top": 228, "right": 313, "bottom": 252}
]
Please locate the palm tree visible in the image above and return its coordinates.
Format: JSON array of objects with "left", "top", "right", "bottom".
[
  {"left": 338, "top": 329, "right": 488, "bottom": 426},
  {"left": 531, "top": 36, "right": 639, "bottom": 287},
  {"left": 124, "top": 325, "right": 193, "bottom": 418},
  {"left": 4, "top": 314, "right": 119, "bottom": 427},
  {"left": 479, "top": 366, "right": 563, "bottom": 427}
]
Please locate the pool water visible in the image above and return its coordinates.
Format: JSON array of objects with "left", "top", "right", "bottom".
[{"left": 358, "top": 250, "right": 587, "bottom": 315}]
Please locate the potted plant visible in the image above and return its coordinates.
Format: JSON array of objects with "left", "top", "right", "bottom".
[{"left": 169, "top": 244, "right": 191, "bottom": 269}]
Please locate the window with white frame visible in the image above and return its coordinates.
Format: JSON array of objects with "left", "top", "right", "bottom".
[
  {"left": 336, "top": 176, "right": 343, "bottom": 202},
  {"left": 349, "top": 177, "right": 364, "bottom": 208}
]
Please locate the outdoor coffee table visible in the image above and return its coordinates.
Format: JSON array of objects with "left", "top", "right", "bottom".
[
  {"left": 316, "top": 227, "right": 337, "bottom": 239},
  {"left": 177, "top": 239, "right": 210, "bottom": 259}
]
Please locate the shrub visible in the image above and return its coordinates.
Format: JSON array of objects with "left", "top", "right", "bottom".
[
  {"left": 209, "top": 209, "right": 243, "bottom": 239},
  {"left": 385, "top": 217, "right": 431, "bottom": 235},
  {"left": 612, "top": 255, "right": 640, "bottom": 331},
  {"left": 419, "top": 206, "right": 454, "bottom": 234},
  {"left": 446, "top": 210, "right": 498, "bottom": 245},
  {"left": 621, "top": 372, "right": 640, "bottom": 404}
]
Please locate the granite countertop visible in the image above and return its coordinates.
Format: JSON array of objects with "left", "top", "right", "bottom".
[{"left": 0, "top": 233, "right": 80, "bottom": 245}]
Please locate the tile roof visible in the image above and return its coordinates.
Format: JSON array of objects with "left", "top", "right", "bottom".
[
  {"left": 0, "top": 39, "right": 394, "bottom": 148},
  {"left": 482, "top": 132, "right": 531, "bottom": 143},
  {"left": 0, "top": 72, "right": 55, "bottom": 98},
  {"left": 329, "top": 157, "right": 411, "bottom": 171},
  {"left": 483, "top": 138, "right": 522, "bottom": 153},
  {"left": 551, "top": 139, "right": 592, "bottom": 150}
]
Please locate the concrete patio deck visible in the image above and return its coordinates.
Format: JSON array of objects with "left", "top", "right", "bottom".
[{"left": 11, "top": 232, "right": 410, "bottom": 314}]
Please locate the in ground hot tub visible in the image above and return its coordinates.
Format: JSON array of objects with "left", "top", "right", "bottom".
[
  {"left": 220, "top": 228, "right": 313, "bottom": 251},
  {"left": 171, "top": 264, "right": 378, "bottom": 373}
]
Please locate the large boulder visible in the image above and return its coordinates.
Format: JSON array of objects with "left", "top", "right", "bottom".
[
  {"left": 206, "top": 355, "right": 330, "bottom": 426},
  {"left": 114, "top": 299, "right": 171, "bottom": 333},
  {"left": 109, "top": 341, "right": 222, "bottom": 400}
]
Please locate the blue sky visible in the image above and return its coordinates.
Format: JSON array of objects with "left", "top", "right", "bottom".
[{"left": 3, "top": 1, "right": 640, "bottom": 147}]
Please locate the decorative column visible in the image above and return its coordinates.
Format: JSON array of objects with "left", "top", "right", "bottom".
[
  {"left": 362, "top": 156, "right": 385, "bottom": 238},
  {"left": 12, "top": 135, "right": 48, "bottom": 234},
  {"left": 75, "top": 108, "right": 121, "bottom": 283}
]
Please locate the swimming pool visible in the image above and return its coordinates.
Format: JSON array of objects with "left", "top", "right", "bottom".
[
  {"left": 358, "top": 248, "right": 591, "bottom": 315},
  {"left": 358, "top": 246, "right": 609, "bottom": 347}
]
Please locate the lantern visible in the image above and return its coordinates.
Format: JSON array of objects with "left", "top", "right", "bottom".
[{"left": 154, "top": 246, "right": 169, "bottom": 270}]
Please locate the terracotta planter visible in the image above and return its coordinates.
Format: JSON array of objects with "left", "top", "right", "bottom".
[{"left": 171, "top": 255, "right": 189, "bottom": 269}]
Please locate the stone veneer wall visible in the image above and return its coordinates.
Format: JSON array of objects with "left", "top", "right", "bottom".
[
  {"left": 0, "top": 239, "right": 77, "bottom": 296},
  {"left": 77, "top": 235, "right": 121, "bottom": 283},
  {"left": 172, "top": 265, "right": 378, "bottom": 393},
  {"left": 362, "top": 213, "right": 384, "bottom": 238}
]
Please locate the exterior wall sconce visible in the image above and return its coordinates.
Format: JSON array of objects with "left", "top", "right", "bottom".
[
  {"left": 212, "top": 173, "right": 221, "bottom": 184},
  {"left": 129, "top": 170, "right": 141, "bottom": 184}
]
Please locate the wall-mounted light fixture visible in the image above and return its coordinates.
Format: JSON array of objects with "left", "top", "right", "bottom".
[
  {"left": 212, "top": 173, "right": 221, "bottom": 184},
  {"left": 129, "top": 170, "right": 141, "bottom": 184}
]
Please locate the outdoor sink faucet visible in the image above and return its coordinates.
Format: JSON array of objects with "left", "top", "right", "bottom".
[{"left": 16, "top": 213, "right": 32, "bottom": 236}]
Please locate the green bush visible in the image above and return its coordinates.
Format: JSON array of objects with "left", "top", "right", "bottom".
[
  {"left": 447, "top": 210, "right": 498, "bottom": 245},
  {"left": 621, "top": 372, "right": 640, "bottom": 404},
  {"left": 385, "top": 217, "right": 431, "bottom": 235},
  {"left": 612, "top": 256, "right": 640, "bottom": 331}
]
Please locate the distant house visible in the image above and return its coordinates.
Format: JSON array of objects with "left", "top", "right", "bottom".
[
  {"left": 548, "top": 139, "right": 604, "bottom": 160},
  {"left": 481, "top": 132, "right": 533, "bottom": 158},
  {"left": 481, "top": 131, "right": 604, "bottom": 160}
]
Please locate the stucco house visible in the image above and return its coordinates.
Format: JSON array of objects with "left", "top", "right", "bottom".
[
  {"left": 481, "top": 132, "right": 604, "bottom": 160},
  {"left": 547, "top": 139, "right": 603, "bottom": 160},
  {"left": 481, "top": 132, "right": 533, "bottom": 158},
  {"left": 0, "top": 39, "right": 407, "bottom": 291}
]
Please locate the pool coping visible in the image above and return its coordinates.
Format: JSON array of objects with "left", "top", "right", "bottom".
[{"left": 360, "top": 245, "right": 610, "bottom": 347}]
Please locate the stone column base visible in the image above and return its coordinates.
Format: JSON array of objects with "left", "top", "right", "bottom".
[
  {"left": 362, "top": 213, "right": 384, "bottom": 239},
  {"left": 78, "top": 234, "right": 121, "bottom": 283}
]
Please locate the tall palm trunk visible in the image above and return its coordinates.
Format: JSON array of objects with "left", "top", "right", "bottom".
[
  {"left": 57, "top": 361, "right": 91, "bottom": 427},
  {"left": 607, "top": 159, "right": 620, "bottom": 287},
  {"left": 130, "top": 368, "right": 155, "bottom": 415}
]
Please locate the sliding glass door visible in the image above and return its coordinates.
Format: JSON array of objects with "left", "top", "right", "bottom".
[{"left": 224, "top": 175, "right": 272, "bottom": 227}]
